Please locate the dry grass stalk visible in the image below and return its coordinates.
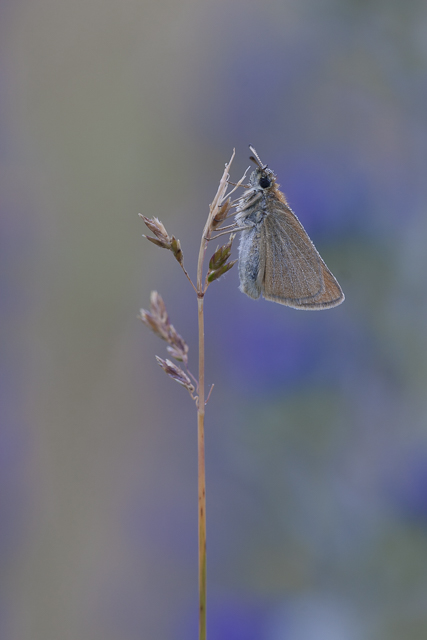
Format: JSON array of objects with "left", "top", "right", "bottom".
[{"left": 139, "top": 151, "right": 246, "bottom": 640}]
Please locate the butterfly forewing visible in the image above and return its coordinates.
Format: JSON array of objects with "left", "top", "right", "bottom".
[
  {"left": 261, "top": 202, "right": 343, "bottom": 309},
  {"left": 297, "top": 264, "right": 344, "bottom": 309}
]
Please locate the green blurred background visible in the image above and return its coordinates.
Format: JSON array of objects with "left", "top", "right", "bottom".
[{"left": 2, "top": 0, "right": 427, "bottom": 638}]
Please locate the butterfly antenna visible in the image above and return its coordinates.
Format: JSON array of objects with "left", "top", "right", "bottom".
[{"left": 248, "top": 145, "right": 268, "bottom": 170}]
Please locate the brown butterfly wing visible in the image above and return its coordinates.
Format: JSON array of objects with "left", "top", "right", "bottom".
[{"left": 261, "top": 202, "right": 344, "bottom": 309}]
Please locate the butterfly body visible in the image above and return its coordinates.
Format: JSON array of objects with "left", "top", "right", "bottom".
[{"left": 235, "top": 149, "right": 344, "bottom": 310}]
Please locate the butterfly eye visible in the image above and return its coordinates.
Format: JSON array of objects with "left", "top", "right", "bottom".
[{"left": 259, "top": 176, "right": 271, "bottom": 189}]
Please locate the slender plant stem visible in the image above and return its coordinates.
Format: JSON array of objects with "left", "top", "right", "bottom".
[
  {"left": 197, "top": 295, "right": 206, "bottom": 640},
  {"left": 141, "top": 152, "right": 239, "bottom": 640},
  {"left": 194, "top": 150, "right": 236, "bottom": 640},
  {"left": 197, "top": 199, "right": 209, "bottom": 640}
]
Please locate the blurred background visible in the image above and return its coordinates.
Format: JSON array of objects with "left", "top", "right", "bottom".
[{"left": 2, "top": 0, "right": 427, "bottom": 638}]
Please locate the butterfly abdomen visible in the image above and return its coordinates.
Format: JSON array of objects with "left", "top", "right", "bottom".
[{"left": 238, "top": 227, "right": 264, "bottom": 299}]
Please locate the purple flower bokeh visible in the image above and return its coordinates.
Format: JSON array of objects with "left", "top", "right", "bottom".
[
  {"left": 389, "top": 451, "right": 427, "bottom": 524},
  {"left": 181, "top": 593, "right": 272, "bottom": 640}
]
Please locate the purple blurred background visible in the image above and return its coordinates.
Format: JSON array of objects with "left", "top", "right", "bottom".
[{"left": 2, "top": 0, "right": 427, "bottom": 638}]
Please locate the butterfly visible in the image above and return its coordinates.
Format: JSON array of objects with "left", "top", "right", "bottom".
[{"left": 234, "top": 147, "right": 344, "bottom": 310}]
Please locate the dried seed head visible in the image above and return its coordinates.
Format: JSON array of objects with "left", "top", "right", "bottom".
[
  {"left": 170, "top": 236, "right": 183, "bottom": 265},
  {"left": 209, "top": 245, "right": 229, "bottom": 271},
  {"left": 155, "top": 356, "right": 195, "bottom": 394},
  {"left": 207, "top": 259, "right": 237, "bottom": 283},
  {"left": 212, "top": 198, "right": 232, "bottom": 230},
  {"left": 139, "top": 308, "right": 162, "bottom": 336},
  {"left": 139, "top": 215, "right": 170, "bottom": 246},
  {"left": 144, "top": 235, "right": 169, "bottom": 248},
  {"left": 207, "top": 234, "right": 236, "bottom": 284},
  {"left": 167, "top": 324, "right": 189, "bottom": 364},
  {"left": 140, "top": 214, "right": 185, "bottom": 266},
  {"left": 149, "top": 290, "right": 168, "bottom": 321},
  {"left": 139, "top": 291, "right": 170, "bottom": 341},
  {"left": 205, "top": 150, "right": 235, "bottom": 238},
  {"left": 139, "top": 292, "right": 189, "bottom": 365},
  {"left": 208, "top": 234, "right": 235, "bottom": 271}
]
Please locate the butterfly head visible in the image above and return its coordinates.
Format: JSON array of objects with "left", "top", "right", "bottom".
[
  {"left": 249, "top": 166, "right": 276, "bottom": 191},
  {"left": 248, "top": 146, "right": 276, "bottom": 192}
]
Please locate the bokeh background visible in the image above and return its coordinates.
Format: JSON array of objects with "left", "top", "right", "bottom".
[{"left": 2, "top": 0, "right": 427, "bottom": 638}]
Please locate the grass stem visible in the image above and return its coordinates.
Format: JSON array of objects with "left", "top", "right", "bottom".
[{"left": 197, "top": 295, "right": 206, "bottom": 640}]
